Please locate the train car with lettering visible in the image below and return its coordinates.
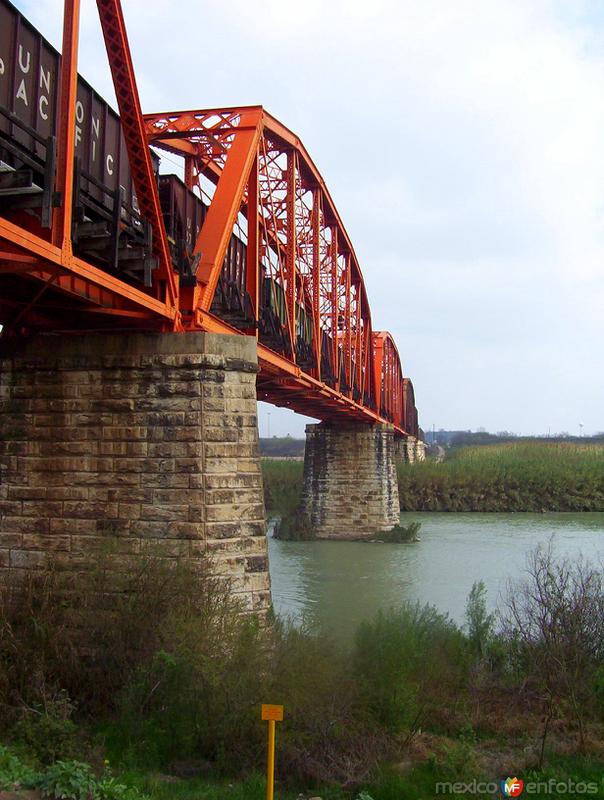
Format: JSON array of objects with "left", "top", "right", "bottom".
[
  {"left": 0, "top": 0, "right": 322, "bottom": 348},
  {"left": 0, "top": 0, "right": 152, "bottom": 282}
]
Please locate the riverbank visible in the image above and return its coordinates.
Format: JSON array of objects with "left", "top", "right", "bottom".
[
  {"left": 397, "top": 442, "right": 604, "bottom": 511},
  {"left": 2, "top": 549, "right": 604, "bottom": 798},
  {"left": 263, "top": 441, "right": 604, "bottom": 515}
]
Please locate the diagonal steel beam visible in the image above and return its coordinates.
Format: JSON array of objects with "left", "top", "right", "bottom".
[{"left": 96, "top": 0, "right": 178, "bottom": 316}]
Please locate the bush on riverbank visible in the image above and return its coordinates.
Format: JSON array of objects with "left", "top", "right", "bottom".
[
  {"left": 398, "top": 442, "right": 604, "bottom": 511},
  {"left": 2, "top": 547, "right": 604, "bottom": 793},
  {"left": 262, "top": 458, "right": 304, "bottom": 517},
  {"left": 262, "top": 458, "right": 312, "bottom": 540}
]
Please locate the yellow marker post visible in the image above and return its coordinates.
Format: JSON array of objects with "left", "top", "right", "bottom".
[{"left": 261, "top": 704, "right": 284, "bottom": 800}]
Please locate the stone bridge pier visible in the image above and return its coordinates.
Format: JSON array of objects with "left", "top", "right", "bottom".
[
  {"left": 300, "top": 422, "right": 400, "bottom": 538},
  {"left": 395, "top": 436, "right": 426, "bottom": 463},
  {"left": 0, "top": 332, "right": 271, "bottom": 614}
]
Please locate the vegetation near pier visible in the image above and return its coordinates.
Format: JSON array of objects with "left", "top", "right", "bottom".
[
  {"left": 1, "top": 547, "right": 604, "bottom": 798},
  {"left": 397, "top": 442, "right": 604, "bottom": 511},
  {"left": 263, "top": 441, "right": 604, "bottom": 515},
  {"left": 262, "top": 458, "right": 304, "bottom": 518}
]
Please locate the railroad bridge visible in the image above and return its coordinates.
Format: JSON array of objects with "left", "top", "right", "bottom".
[{"left": 0, "top": 0, "right": 424, "bottom": 612}]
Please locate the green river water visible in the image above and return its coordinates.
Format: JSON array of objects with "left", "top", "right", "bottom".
[{"left": 268, "top": 512, "right": 604, "bottom": 639}]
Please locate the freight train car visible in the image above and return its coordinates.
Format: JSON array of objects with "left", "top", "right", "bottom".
[
  {"left": 0, "top": 0, "right": 156, "bottom": 283},
  {"left": 259, "top": 275, "right": 316, "bottom": 370},
  {"left": 158, "top": 172, "right": 254, "bottom": 326},
  {"left": 0, "top": 0, "right": 250, "bottom": 300},
  {"left": 158, "top": 173, "right": 206, "bottom": 283}
]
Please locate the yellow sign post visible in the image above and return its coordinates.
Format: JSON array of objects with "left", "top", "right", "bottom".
[{"left": 261, "top": 704, "right": 284, "bottom": 800}]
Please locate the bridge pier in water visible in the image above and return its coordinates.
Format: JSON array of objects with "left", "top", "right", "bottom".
[
  {"left": 0, "top": 332, "right": 271, "bottom": 614},
  {"left": 301, "top": 422, "right": 401, "bottom": 538}
]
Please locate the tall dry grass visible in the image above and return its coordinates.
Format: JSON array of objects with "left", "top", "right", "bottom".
[{"left": 398, "top": 442, "right": 604, "bottom": 511}]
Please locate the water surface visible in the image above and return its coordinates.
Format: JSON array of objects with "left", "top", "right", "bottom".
[{"left": 268, "top": 512, "right": 604, "bottom": 639}]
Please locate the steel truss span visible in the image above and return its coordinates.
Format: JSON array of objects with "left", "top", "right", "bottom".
[{"left": 0, "top": 0, "right": 421, "bottom": 439}]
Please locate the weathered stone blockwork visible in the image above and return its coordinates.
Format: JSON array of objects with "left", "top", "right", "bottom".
[
  {"left": 301, "top": 422, "right": 400, "bottom": 538},
  {"left": 395, "top": 435, "right": 426, "bottom": 463},
  {"left": 0, "top": 332, "right": 270, "bottom": 614}
]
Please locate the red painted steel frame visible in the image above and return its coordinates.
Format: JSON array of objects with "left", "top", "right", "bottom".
[{"left": 0, "top": 1, "right": 421, "bottom": 439}]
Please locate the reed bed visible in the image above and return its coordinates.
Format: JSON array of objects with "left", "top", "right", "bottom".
[
  {"left": 261, "top": 458, "right": 304, "bottom": 516},
  {"left": 398, "top": 442, "right": 604, "bottom": 511}
]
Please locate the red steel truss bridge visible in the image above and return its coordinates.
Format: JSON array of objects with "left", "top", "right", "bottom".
[{"left": 0, "top": 0, "right": 421, "bottom": 438}]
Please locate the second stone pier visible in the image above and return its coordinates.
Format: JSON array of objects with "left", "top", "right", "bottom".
[{"left": 300, "top": 422, "right": 400, "bottom": 539}]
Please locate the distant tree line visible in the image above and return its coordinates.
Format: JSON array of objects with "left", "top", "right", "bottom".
[
  {"left": 427, "top": 429, "right": 604, "bottom": 448},
  {"left": 259, "top": 436, "right": 305, "bottom": 458}
]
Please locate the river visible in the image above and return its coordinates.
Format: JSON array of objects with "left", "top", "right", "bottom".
[{"left": 268, "top": 512, "right": 604, "bottom": 640}]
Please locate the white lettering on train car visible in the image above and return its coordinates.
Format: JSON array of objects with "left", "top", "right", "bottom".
[
  {"left": 39, "top": 66, "right": 51, "bottom": 121},
  {"left": 39, "top": 66, "right": 50, "bottom": 93},
  {"left": 75, "top": 100, "right": 84, "bottom": 147},
  {"left": 16, "top": 79, "right": 28, "bottom": 105},
  {"left": 75, "top": 100, "right": 84, "bottom": 123},
  {"left": 0, "top": 58, "right": 5, "bottom": 76},
  {"left": 15, "top": 46, "right": 31, "bottom": 106},
  {"left": 91, "top": 116, "right": 100, "bottom": 162},
  {"left": 106, "top": 153, "right": 114, "bottom": 176},
  {"left": 18, "top": 45, "right": 30, "bottom": 73}
]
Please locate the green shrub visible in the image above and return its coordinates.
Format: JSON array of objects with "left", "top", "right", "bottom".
[
  {"left": 12, "top": 691, "right": 79, "bottom": 764},
  {"left": 465, "top": 581, "right": 495, "bottom": 659},
  {"left": 262, "top": 460, "right": 304, "bottom": 516},
  {"left": 353, "top": 604, "right": 470, "bottom": 734},
  {"left": 106, "top": 602, "right": 268, "bottom": 771},
  {"left": 0, "top": 745, "right": 40, "bottom": 790},
  {"left": 268, "top": 621, "right": 387, "bottom": 785},
  {"left": 0, "top": 567, "right": 81, "bottom": 726},
  {"left": 35, "top": 760, "right": 98, "bottom": 800},
  {"left": 375, "top": 522, "right": 421, "bottom": 543},
  {"left": 273, "top": 512, "right": 315, "bottom": 540},
  {"left": 32, "top": 761, "right": 146, "bottom": 800},
  {"left": 96, "top": 774, "right": 146, "bottom": 800},
  {"left": 0, "top": 552, "right": 237, "bottom": 721},
  {"left": 109, "top": 613, "right": 386, "bottom": 786}
]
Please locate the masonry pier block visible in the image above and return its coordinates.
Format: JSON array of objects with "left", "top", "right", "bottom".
[
  {"left": 396, "top": 436, "right": 415, "bottom": 463},
  {"left": 301, "top": 422, "right": 400, "bottom": 538},
  {"left": 0, "top": 332, "right": 271, "bottom": 615},
  {"left": 394, "top": 435, "right": 426, "bottom": 464},
  {"left": 414, "top": 439, "right": 426, "bottom": 462}
]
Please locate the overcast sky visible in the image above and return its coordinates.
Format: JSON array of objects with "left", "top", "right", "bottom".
[{"left": 19, "top": 0, "right": 604, "bottom": 437}]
